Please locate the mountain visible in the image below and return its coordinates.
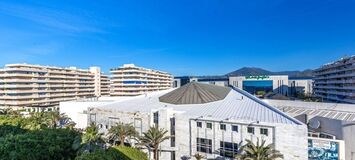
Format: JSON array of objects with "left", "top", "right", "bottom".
[{"left": 226, "top": 67, "right": 314, "bottom": 78}]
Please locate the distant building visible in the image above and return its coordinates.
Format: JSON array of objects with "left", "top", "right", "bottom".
[
  {"left": 110, "top": 64, "right": 173, "bottom": 96},
  {"left": 288, "top": 77, "right": 313, "bottom": 97},
  {"left": 314, "top": 56, "right": 355, "bottom": 104},
  {"left": 0, "top": 64, "right": 109, "bottom": 111},
  {"left": 173, "top": 76, "right": 228, "bottom": 88},
  {"left": 229, "top": 75, "right": 289, "bottom": 96},
  {"left": 88, "top": 82, "right": 307, "bottom": 160}
]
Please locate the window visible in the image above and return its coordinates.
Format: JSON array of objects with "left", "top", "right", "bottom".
[
  {"left": 220, "top": 124, "right": 226, "bottom": 130},
  {"left": 134, "top": 118, "right": 142, "bottom": 135},
  {"left": 170, "top": 118, "right": 176, "bottom": 147},
  {"left": 153, "top": 112, "right": 159, "bottom": 126},
  {"left": 197, "top": 138, "right": 212, "bottom": 153},
  {"left": 260, "top": 128, "right": 268, "bottom": 136},
  {"left": 108, "top": 117, "right": 120, "bottom": 128},
  {"left": 220, "top": 141, "right": 239, "bottom": 158},
  {"left": 171, "top": 137, "right": 176, "bottom": 147},
  {"left": 197, "top": 122, "right": 202, "bottom": 128},
  {"left": 232, "top": 125, "right": 238, "bottom": 132},
  {"left": 171, "top": 151, "right": 176, "bottom": 160},
  {"left": 206, "top": 123, "right": 212, "bottom": 129},
  {"left": 247, "top": 127, "right": 254, "bottom": 134}
]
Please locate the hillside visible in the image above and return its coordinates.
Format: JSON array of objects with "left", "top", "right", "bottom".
[{"left": 226, "top": 67, "right": 314, "bottom": 78}]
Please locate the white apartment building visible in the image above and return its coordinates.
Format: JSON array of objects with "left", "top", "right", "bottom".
[
  {"left": 110, "top": 64, "right": 173, "bottom": 96},
  {"left": 0, "top": 64, "right": 110, "bottom": 111},
  {"left": 314, "top": 56, "right": 355, "bottom": 104},
  {"left": 88, "top": 82, "right": 308, "bottom": 160}
]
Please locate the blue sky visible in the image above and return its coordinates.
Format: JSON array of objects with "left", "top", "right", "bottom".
[{"left": 0, "top": 0, "right": 354, "bottom": 76}]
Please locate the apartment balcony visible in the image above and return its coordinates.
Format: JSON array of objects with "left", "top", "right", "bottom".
[
  {"left": 0, "top": 84, "right": 39, "bottom": 88},
  {"left": 314, "top": 85, "right": 355, "bottom": 90},
  {"left": 315, "top": 93, "right": 355, "bottom": 104},
  {"left": 314, "top": 89, "right": 353, "bottom": 96},
  {"left": 314, "top": 79, "right": 354, "bottom": 84},
  {"left": 314, "top": 66, "right": 355, "bottom": 76},
  {"left": 110, "top": 92, "right": 143, "bottom": 96},
  {"left": 0, "top": 79, "right": 48, "bottom": 83},
  {"left": 0, "top": 73, "right": 41, "bottom": 78},
  {"left": 314, "top": 73, "right": 355, "bottom": 80},
  {"left": 314, "top": 58, "right": 355, "bottom": 71}
]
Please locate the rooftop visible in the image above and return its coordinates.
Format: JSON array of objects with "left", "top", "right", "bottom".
[
  {"left": 159, "top": 82, "right": 231, "bottom": 105},
  {"left": 95, "top": 83, "right": 302, "bottom": 125}
]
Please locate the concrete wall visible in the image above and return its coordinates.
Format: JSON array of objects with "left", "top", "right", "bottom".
[
  {"left": 310, "top": 116, "right": 355, "bottom": 160},
  {"left": 289, "top": 79, "right": 313, "bottom": 96},
  {"left": 89, "top": 107, "right": 308, "bottom": 160}
]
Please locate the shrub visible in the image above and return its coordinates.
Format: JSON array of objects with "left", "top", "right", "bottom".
[
  {"left": 75, "top": 146, "right": 148, "bottom": 160},
  {"left": 113, "top": 146, "right": 148, "bottom": 160},
  {"left": 0, "top": 128, "right": 80, "bottom": 160}
]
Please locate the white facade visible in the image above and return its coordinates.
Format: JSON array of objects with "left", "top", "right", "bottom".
[
  {"left": 0, "top": 64, "right": 110, "bottom": 111},
  {"left": 110, "top": 64, "right": 173, "bottom": 96},
  {"left": 88, "top": 84, "right": 307, "bottom": 160},
  {"left": 288, "top": 78, "right": 313, "bottom": 96},
  {"left": 59, "top": 96, "right": 132, "bottom": 129},
  {"left": 229, "top": 75, "right": 289, "bottom": 95}
]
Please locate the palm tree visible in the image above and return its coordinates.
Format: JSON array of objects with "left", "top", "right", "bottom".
[
  {"left": 236, "top": 138, "right": 283, "bottom": 160},
  {"left": 81, "top": 123, "right": 104, "bottom": 153},
  {"left": 46, "top": 111, "right": 74, "bottom": 129},
  {"left": 194, "top": 153, "right": 205, "bottom": 160},
  {"left": 139, "top": 126, "right": 170, "bottom": 160},
  {"left": 47, "top": 111, "right": 61, "bottom": 128},
  {"left": 108, "top": 122, "right": 138, "bottom": 146},
  {"left": 24, "top": 112, "right": 50, "bottom": 130}
]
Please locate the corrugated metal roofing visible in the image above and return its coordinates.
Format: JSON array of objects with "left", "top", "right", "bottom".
[
  {"left": 265, "top": 99, "right": 355, "bottom": 122},
  {"left": 159, "top": 82, "right": 231, "bottom": 104},
  {"left": 95, "top": 85, "right": 301, "bottom": 125}
]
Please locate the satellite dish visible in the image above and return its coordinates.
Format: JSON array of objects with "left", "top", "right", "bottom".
[{"left": 308, "top": 119, "right": 321, "bottom": 129}]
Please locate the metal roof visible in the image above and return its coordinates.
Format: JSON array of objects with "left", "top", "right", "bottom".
[
  {"left": 159, "top": 82, "right": 231, "bottom": 105},
  {"left": 94, "top": 84, "right": 302, "bottom": 125},
  {"left": 265, "top": 99, "right": 355, "bottom": 122}
]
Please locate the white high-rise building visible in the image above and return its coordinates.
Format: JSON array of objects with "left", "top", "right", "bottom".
[
  {"left": 0, "top": 64, "right": 110, "bottom": 111},
  {"left": 314, "top": 56, "right": 355, "bottom": 104},
  {"left": 110, "top": 64, "right": 173, "bottom": 96}
]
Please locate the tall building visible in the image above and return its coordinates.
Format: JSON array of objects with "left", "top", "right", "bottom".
[
  {"left": 0, "top": 64, "right": 109, "bottom": 111},
  {"left": 110, "top": 64, "right": 173, "bottom": 96},
  {"left": 314, "top": 56, "right": 355, "bottom": 104}
]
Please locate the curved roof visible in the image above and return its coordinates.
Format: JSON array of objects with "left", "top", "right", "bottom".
[{"left": 159, "top": 82, "right": 231, "bottom": 105}]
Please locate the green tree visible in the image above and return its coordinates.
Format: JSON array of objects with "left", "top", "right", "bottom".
[
  {"left": 108, "top": 122, "right": 138, "bottom": 146},
  {"left": 139, "top": 126, "right": 170, "bottom": 160},
  {"left": 24, "top": 112, "right": 51, "bottom": 130},
  {"left": 236, "top": 139, "right": 283, "bottom": 160},
  {"left": 80, "top": 123, "right": 105, "bottom": 153},
  {"left": 0, "top": 128, "right": 80, "bottom": 160},
  {"left": 46, "top": 111, "right": 74, "bottom": 129}
]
